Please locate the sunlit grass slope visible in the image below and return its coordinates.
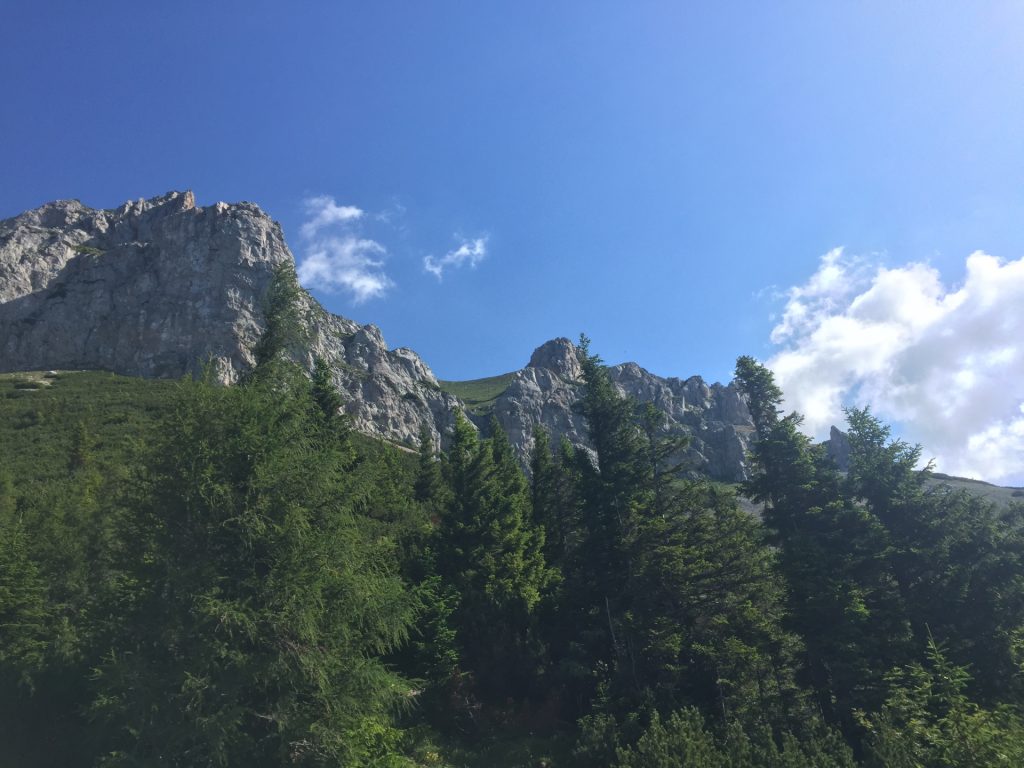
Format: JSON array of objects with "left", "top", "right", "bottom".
[{"left": 438, "top": 372, "right": 516, "bottom": 415}]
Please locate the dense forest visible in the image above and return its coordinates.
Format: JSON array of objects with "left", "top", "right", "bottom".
[{"left": 3, "top": 272, "right": 1024, "bottom": 767}]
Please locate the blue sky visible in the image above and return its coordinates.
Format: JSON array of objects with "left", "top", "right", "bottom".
[{"left": 3, "top": 2, "right": 1024, "bottom": 482}]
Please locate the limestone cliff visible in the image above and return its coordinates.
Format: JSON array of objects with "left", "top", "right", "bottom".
[
  {"left": 0, "top": 191, "right": 753, "bottom": 475},
  {"left": 0, "top": 191, "right": 461, "bottom": 448},
  {"left": 466, "top": 338, "right": 755, "bottom": 481}
]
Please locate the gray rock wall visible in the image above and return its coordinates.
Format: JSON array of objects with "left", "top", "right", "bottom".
[
  {"left": 0, "top": 191, "right": 753, "bottom": 476},
  {"left": 480, "top": 338, "right": 755, "bottom": 481},
  {"left": 0, "top": 191, "right": 461, "bottom": 449}
]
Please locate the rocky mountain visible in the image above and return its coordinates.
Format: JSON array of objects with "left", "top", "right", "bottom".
[
  {"left": 465, "top": 338, "right": 754, "bottom": 481},
  {"left": 0, "top": 191, "right": 462, "bottom": 447},
  {"left": 0, "top": 190, "right": 754, "bottom": 478}
]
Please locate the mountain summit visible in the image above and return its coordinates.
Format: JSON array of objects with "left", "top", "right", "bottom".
[{"left": 1, "top": 191, "right": 754, "bottom": 478}]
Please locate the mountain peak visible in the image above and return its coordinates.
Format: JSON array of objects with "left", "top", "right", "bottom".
[{"left": 527, "top": 337, "right": 581, "bottom": 380}]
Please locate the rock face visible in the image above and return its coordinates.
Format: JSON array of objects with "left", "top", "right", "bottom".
[
  {"left": 0, "top": 190, "right": 755, "bottom": 475},
  {"left": 474, "top": 338, "right": 755, "bottom": 481},
  {"left": 0, "top": 191, "right": 461, "bottom": 449},
  {"left": 825, "top": 425, "right": 852, "bottom": 472}
]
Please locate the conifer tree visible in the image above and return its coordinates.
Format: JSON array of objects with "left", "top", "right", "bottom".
[
  {"left": 249, "top": 263, "right": 305, "bottom": 377},
  {"left": 91, "top": 363, "right": 416, "bottom": 766},
  {"left": 436, "top": 413, "right": 553, "bottom": 701},
  {"left": 734, "top": 356, "right": 911, "bottom": 730},
  {"left": 845, "top": 406, "right": 1024, "bottom": 704},
  {"left": 310, "top": 356, "right": 346, "bottom": 432},
  {"left": 861, "top": 636, "right": 1024, "bottom": 767},
  {"left": 414, "top": 422, "right": 445, "bottom": 508},
  {"left": 570, "top": 335, "right": 648, "bottom": 681},
  {"left": 0, "top": 468, "right": 48, "bottom": 682}
]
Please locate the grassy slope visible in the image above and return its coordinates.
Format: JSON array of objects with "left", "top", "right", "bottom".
[
  {"left": 0, "top": 370, "right": 179, "bottom": 488},
  {"left": 0, "top": 370, "right": 417, "bottom": 486},
  {"left": 438, "top": 373, "right": 516, "bottom": 415},
  {"left": 927, "top": 472, "right": 1024, "bottom": 506}
]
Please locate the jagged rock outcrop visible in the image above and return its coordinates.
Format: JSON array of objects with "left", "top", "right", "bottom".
[
  {"left": 825, "top": 425, "right": 852, "bottom": 471},
  {"left": 0, "top": 191, "right": 461, "bottom": 448},
  {"left": 470, "top": 337, "right": 755, "bottom": 481}
]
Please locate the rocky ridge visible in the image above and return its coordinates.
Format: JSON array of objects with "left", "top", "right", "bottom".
[
  {"left": 474, "top": 337, "right": 754, "bottom": 481},
  {"left": 1, "top": 191, "right": 753, "bottom": 476}
]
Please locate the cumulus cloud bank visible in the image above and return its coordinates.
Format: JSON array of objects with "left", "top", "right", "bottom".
[
  {"left": 424, "top": 237, "right": 488, "bottom": 279},
  {"left": 296, "top": 195, "right": 393, "bottom": 303},
  {"left": 768, "top": 248, "right": 1024, "bottom": 484}
]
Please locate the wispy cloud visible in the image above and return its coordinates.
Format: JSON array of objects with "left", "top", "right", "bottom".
[
  {"left": 424, "top": 236, "right": 488, "bottom": 280},
  {"left": 296, "top": 195, "right": 391, "bottom": 303},
  {"left": 767, "top": 248, "right": 1024, "bottom": 484},
  {"left": 300, "top": 195, "right": 363, "bottom": 239}
]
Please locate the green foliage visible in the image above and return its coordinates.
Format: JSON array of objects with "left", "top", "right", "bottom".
[
  {"left": 310, "top": 356, "right": 345, "bottom": 425},
  {"left": 70, "top": 244, "right": 105, "bottom": 256},
  {"left": 630, "top": 482, "right": 805, "bottom": 728},
  {"left": 551, "top": 340, "right": 802, "bottom": 744},
  {"left": 735, "top": 358, "right": 912, "bottom": 730},
  {"left": 0, "top": 468, "right": 49, "bottom": 682},
  {"left": 249, "top": 263, "right": 307, "bottom": 377},
  {"left": 860, "top": 637, "right": 1024, "bottom": 767},
  {"left": 615, "top": 708, "right": 856, "bottom": 768},
  {"left": 6, "top": 341, "right": 1024, "bottom": 766},
  {"left": 89, "top": 365, "right": 417, "bottom": 766},
  {"left": 437, "top": 412, "right": 554, "bottom": 702},
  {"left": 844, "top": 406, "right": 1024, "bottom": 705}
]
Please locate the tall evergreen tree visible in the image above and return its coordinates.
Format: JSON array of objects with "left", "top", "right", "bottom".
[
  {"left": 310, "top": 356, "right": 346, "bottom": 432},
  {"left": 414, "top": 422, "right": 445, "bottom": 509},
  {"left": 570, "top": 335, "right": 648, "bottom": 681},
  {"left": 565, "top": 341, "right": 805, "bottom": 762},
  {"left": 844, "top": 406, "right": 1024, "bottom": 705},
  {"left": 90, "top": 364, "right": 416, "bottom": 766},
  {"left": 0, "top": 468, "right": 48, "bottom": 683},
  {"left": 436, "top": 413, "right": 553, "bottom": 702},
  {"left": 249, "top": 263, "right": 306, "bottom": 380},
  {"left": 734, "top": 357, "right": 911, "bottom": 730}
]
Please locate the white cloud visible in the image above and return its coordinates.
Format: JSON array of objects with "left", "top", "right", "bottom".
[
  {"left": 424, "top": 236, "right": 488, "bottom": 280},
  {"left": 300, "top": 195, "right": 363, "bottom": 239},
  {"left": 296, "top": 195, "right": 391, "bottom": 303},
  {"left": 297, "top": 236, "right": 393, "bottom": 303},
  {"left": 767, "top": 249, "right": 1024, "bottom": 484}
]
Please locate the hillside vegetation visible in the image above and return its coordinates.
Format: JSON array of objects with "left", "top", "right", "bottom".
[
  {"left": 438, "top": 372, "right": 516, "bottom": 415},
  {"left": 3, "top": 277, "right": 1024, "bottom": 766}
]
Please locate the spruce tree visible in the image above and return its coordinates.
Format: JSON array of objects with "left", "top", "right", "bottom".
[
  {"left": 571, "top": 335, "right": 648, "bottom": 683},
  {"left": 735, "top": 356, "right": 911, "bottom": 730},
  {"left": 414, "top": 422, "right": 445, "bottom": 508},
  {"left": 249, "top": 263, "right": 306, "bottom": 378},
  {"left": 91, "top": 364, "right": 416, "bottom": 766},
  {"left": 845, "top": 406, "right": 1024, "bottom": 705},
  {"left": 0, "top": 468, "right": 48, "bottom": 682},
  {"left": 436, "top": 413, "right": 553, "bottom": 702}
]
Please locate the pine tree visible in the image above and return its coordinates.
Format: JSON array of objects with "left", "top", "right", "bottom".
[
  {"left": 845, "top": 406, "right": 1024, "bottom": 705},
  {"left": 571, "top": 335, "right": 648, "bottom": 682},
  {"left": 734, "top": 356, "right": 911, "bottom": 730},
  {"left": 566, "top": 341, "right": 804, "bottom": 742},
  {"left": 0, "top": 468, "right": 49, "bottom": 683},
  {"left": 90, "top": 363, "right": 416, "bottom": 766},
  {"left": 861, "top": 636, "right": 1024, "bottom": 767},
  {"left": 436, "top": 413, "right": 553, "bottom": 702},
  {"left": 414, "top": 422, "right": 445, "bottom": 508},
  {"left": 310, "top": 356, "right": 346, "bottom": 429},
  {"left": 630, "top": 481, "right": 806, "bottom": 730},
  {"left": 249, "top": 263, "right": 306, "bottom": 380}
]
